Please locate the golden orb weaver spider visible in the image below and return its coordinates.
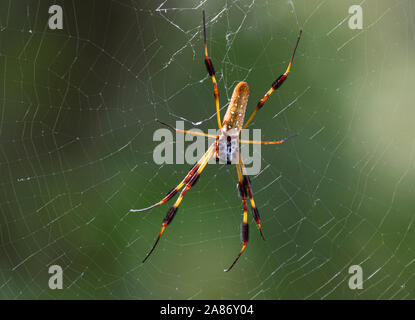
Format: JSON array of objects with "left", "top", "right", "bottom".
[{"left": 131, "top": 11, "right": 302, "bottom": 272}]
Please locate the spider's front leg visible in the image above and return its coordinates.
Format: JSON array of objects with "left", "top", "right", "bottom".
[
  {"left": 215, "top": 136, "right": 219, "bottom": 163},
  {"left": 224, "top": 162, "right": 249, "bottom": 272},
  {"left": 142, "top": 144, "right": 215, "bottom": 263},
  {"left": 225, "top": 151, "right": 268, "bottom": 271},
  {"left": 130, "top": 142, "right": 214, "bottom": 213},
  {"left": 238, "top": 154, "right": 265, "bottom": 240}
]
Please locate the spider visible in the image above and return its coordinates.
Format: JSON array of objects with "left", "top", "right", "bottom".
[{"left": 131, "top": 11, "right": 302, "bottom": 272}]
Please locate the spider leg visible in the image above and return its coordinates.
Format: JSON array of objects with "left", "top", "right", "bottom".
[
  {"left": 156, "top": 119, "right": 218, "bottom": 139},
  {"left": 238, "top": 153, "right": 265, "bottom": 240},
  {"left": 142, "top": 144, "right": 215, "bottom": 263},
  {"left": 130, "top": 144, "right": 214, "bottom": 213},
  {"left": 243, "top": 30, "right": 302, "bottom": 129},
  {"left": 238, "top": 132, "right": 298, "bottom": 145},
  {"left": 214, "top": 136, "right": 220, "bottom": 162},
  {"left": 203, "top": 10, "right": 222, "bottom": 129},
  {"left": 224, "top": 162, "right": 249, "bottom": 272}
]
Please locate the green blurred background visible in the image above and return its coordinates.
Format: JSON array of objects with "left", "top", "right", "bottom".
[{"left": 0, "top": 0, "right": 414, "bottom": 299}]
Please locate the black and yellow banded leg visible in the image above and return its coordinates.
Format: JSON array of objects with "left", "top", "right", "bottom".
[
  {"left": 203, "top": 10, "right": 222, "bottom": 129},
  {"left": 142, "top": 145, "right": 215, "bottom": 263},
  {"left": 238, "top": 153, "right": 265, "bottom": 240},
  {"left": 224, "top": 163, "right": 249, "bottom": 272},
  {"left": 243, "top": 30, "right": 302, "bottom": 129},
  {"left": 131, "top": 144, "right": 214, "bottom": 213},
  {"left": 215, "top": 136, "right": 219, "bottom": 163}
]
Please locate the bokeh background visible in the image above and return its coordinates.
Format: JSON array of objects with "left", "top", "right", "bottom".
[{"left": 0, "top": 0, "right": 414, "bottom": 299}]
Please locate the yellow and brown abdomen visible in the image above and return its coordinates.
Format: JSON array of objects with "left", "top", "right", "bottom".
[{"left": 222, "top": 81, "right": 249, "bottom": 136}]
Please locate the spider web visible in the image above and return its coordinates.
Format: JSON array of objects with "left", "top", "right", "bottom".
[{"left": 0, "top": 0, "right": 414, "bottom": 299}]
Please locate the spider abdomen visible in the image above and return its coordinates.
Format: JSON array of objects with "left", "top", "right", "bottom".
[{"left": 221, "top": 81, "right": 249, "bottom": 136}]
